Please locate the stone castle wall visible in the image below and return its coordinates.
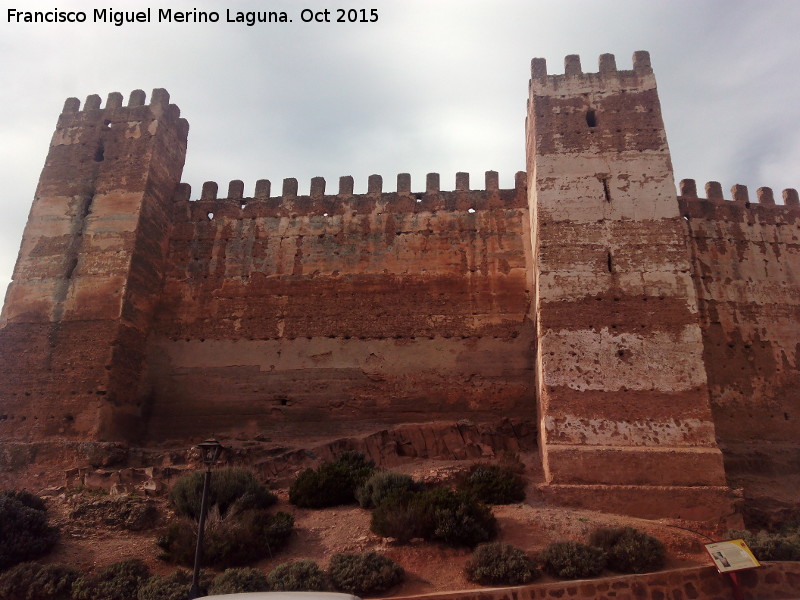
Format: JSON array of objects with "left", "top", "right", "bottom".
[
  {"left": 1, "top": 52, "right": 798, "bottom": 523},
  {"left": 142, "top": 173, "right": 536, "bottom": 440},
  {"left": 678, "top": 182, "right": 800, "bottom": 521}
]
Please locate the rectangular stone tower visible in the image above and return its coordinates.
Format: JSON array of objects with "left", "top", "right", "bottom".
[
  {"left": 0, "top": 90, "right": 188, "bottom": 442},
  {"left": 526, "top": 52, "right": 735, "bottom": 521}
]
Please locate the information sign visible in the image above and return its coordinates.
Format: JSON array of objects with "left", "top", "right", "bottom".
[{"left": 704, "top": 539, "right": 760, "bottom": 573}]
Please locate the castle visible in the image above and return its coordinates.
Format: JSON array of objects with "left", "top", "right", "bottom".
[{"left": 1, "top": 52, "right": 798, "bottom": 526}]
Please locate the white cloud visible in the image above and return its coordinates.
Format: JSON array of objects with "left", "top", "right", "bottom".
[{"left": 1, "top": 0, "right": 800, "bottom": 291}]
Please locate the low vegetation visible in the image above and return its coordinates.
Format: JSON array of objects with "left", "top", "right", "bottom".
[
  {"left": 169, "top": 467, "right": 276, "bottom": 520},
  {"left": 0, "top": 491, "right": 58, "bottom": 571},
  {"left": 136, "top": 570, "right": 193, "bottom": 600},
  {"left": 157, "top": 509, "right": 294, "bottom": 568},
  {"left": 465, "top": 542, "right": 539, "bottom": 585},
  {"left": 0, "top": 562, "right": 80, "bottom": 600},
  {"left": 328, "top": 552, "right": 404, "bottom": 596},
  {"left": 289, "top": 451, "right": 375, "bottom": 508},
  {"left": 210, "top": 567, "right": 270, "bottom": 594},
  {"left": 729, "top": 525, "right": 800, "bottom": 561},
  {"left": 590, "top": 527, "right": 665, "bottom": 573},
  {"left": 71, "top": 559, "right": 151, "bottom": 600},
  {"left": 267, "top": 560, "right": 329, "bottom": 591},
  {"left": 457, "top": 464, "right": 526, "bottom": 505},
  {"left": 355, "top": 471, "right": 418, "bottom": 509},
  {"left": 371, "top": 486, "right": 497, "bottom": 547},
  {"left": 540, "top": 541, "right": 607, "bottom": 579}
]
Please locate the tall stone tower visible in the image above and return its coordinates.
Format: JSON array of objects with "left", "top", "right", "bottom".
[
  {"left": 526, "top": 52, "right": 734, "bottom": 519},
  {"left": 0, "top": 90, "right": 188, "bottom": 442}
]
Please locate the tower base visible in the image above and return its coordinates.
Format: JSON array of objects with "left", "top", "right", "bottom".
[{"left": 536, "top": 483, "right": 743, "bottom": 528}]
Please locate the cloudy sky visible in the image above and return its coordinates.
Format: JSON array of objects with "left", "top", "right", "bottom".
[{"left": 1, "top": 0, "right": 799, "bottom": 292}]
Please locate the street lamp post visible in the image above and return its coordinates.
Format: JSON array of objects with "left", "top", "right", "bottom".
[{"left": 188, "top": 439, "right": 223, "bottom": 600}]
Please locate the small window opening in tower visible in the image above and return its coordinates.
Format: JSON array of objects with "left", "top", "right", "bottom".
[
  {"left": 94, "top": 141, "right": 105, "bottom": 162},
  {"left": 601, "top": 177, "right": 611, "bottom": 202},
  {"left": 586, "top": 109, "right": 597, "bottom": 127},
  {"left": 607, "top": 251, "right": 613, "bottom": 273}
]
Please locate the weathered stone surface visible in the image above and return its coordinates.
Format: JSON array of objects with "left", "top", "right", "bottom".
[
  {"left": 1, "top": 54, "right": 798, "bottom": 524},
  {"left": 679, "top": 193, "right": 800, "bottom": 525},
  {"left": 527, "top": 53, "right": 730, "bottom": 517},
  {"left": 388, "top": 563, "right": 800, "bottom": 600}
]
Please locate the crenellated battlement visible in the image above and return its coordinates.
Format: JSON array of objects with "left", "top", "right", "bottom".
[
  {"left": 528, "top": 51, "right": 655, "bottom": 98},
  {"left": 678, "top": 179, "right": 800, "bottom": 210},
  {"left": 4, "top": 52, "right": 799, "bottom": 528},
  {"left": 62, "top": 88, "right": 174, "bottom": 114},
  {"left": 530, "top": 50, "right": 652, "bottom": 80},
  {"left": 58, "top": 88, "right": 189, "bottom": 140},
  {"left": 172, "top": 170, "right": 528, "bottom": 219}
]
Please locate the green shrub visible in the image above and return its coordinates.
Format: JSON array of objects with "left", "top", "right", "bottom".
[
  {"left": 356, "top": 471, "right": 418, "bottom": 509},
  {"left": 158, "top": 510, "right": 294, "bottom": 568},
  {"left": 369, "top": 490, "right": 433, "bottom": 543},
  {"left": 0, "top": 495, "right": 58, "bottom": 570},
  {"left": 289, "top": 451, "right": 375, "bottom": 508},
  {"left": 540, "top": 541, "right": 606, "bottom": 579},
  {"left": 432, "top": 489, "right": 499, "bottom": 547},
  {"left": 465, "top": 542, "right": 539, "bottom": 586},
  {"left": 267, "top": 560, "right": 329, "bottom": 591},
  {"left": 169, "top": 468, "right": 277, "bottom": 520},
  {"left": 72, "top": 559, "right": 150, "bottom": 600},
  {"left": 589, "top": 527, "right": 665, "bottom": 573},
  {"left": 371, "top": 487, "right": 497, "bottom": 547},
  {"left": 458, "top": 464, "right": 526, "bottom": 505},
  {"left": 729, "top": 528, "right": 800, "bottom": 561},
  {"left": 0, "top": 490, "right": 48, "bottom": 513},
  {"left": 210, "top": 568, "right": 269, "bottom": 594},
  {"left": 137, "top": 570, "right": 192, "bottom": 600},
  {"left": 328, "top": 552, "right": 404, "bottom": 595},
  {"left": 0, "top": 562, "right": 80, "bottom": 600}
]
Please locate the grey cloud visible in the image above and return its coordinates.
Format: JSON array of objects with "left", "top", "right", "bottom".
[{"left": 2, "top": 0, "right": 800, "bottom": 289}]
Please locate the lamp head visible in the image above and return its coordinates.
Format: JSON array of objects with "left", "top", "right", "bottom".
[{"left": 197, "top": 439, "right": 223, "bottom": 467}]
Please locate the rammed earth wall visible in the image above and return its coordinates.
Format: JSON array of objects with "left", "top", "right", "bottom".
[
  {"left": 143, "top": 173, "right": 536, "bottom": 440},
  {"left": 1, "top": 52, "right": 798, "bottom": 523}
]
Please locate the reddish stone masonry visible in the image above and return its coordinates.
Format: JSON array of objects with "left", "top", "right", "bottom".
[
  {"left": 388, "top": 562, "right": 800, "bottom": 600},
  {"left": 1, "top": 51, "right": 798, "bottom": 526}
]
